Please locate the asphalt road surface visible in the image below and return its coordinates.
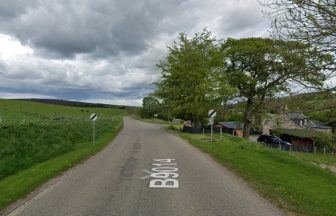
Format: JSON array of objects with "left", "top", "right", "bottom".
[{"left": 5, "top": 117, "right": 284, "bottom": 216}]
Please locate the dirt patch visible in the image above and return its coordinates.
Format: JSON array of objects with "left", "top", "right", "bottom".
[{"left": 319, "top": 164, "right": 336, "bottom": 174}]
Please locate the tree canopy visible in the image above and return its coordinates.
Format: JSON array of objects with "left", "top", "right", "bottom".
[
  {"left": 221, "top": 37, "right": 333, "bottom": 137},
  {"left": 151, "top": 30, "right": 333, "bottom": 138},
  {"left": 155, "top": 30, "right": 236, "bottom": 127},
  {"left": 141, "top": 95, "right": 160, "bottom": 119},
  {"left": 260, "top": 0, "right": 336, "bottom": 53}
]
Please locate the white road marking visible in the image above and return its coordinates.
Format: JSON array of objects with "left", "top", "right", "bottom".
[{"left": 143, "top": 159, "right": 179, "bottom": 189}]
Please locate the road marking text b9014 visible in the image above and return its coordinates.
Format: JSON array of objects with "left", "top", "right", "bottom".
[{"left": 149, "top": 159, "right": 179, "bottom": 188}]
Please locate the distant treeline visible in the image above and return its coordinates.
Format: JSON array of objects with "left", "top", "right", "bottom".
[{"left": 18, "top": 98, "right": 137, "bottom": 110}]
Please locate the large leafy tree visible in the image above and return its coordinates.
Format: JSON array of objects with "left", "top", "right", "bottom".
[
  {"left": 156, "top": 30, "right": 234, "bottom": 127},
  {"left": 141, "top": 95, "right": 160, "bottom": 119},
  {"left": 221, "top": 37, "right": 333, "bottom": 138},
  {"left": 260, "top": 0, "right": 336, "bottom": 90}
]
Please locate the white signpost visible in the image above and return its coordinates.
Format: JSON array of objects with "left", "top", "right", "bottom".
[
  {"left": 90, "top": 113, "right": 98, "bottom": 145},
  {"left": 208, "top": 109, "right": 216, "bottom": 142}
]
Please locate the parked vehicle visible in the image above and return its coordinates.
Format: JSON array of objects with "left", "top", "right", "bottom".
[{"left": 257, "top": 135, "right": 292, "bottom": 151}]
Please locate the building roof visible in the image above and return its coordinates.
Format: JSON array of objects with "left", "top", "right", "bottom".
[
  {"left": 218, "top": 121, "right": 243, "bottom": 130},
  {"left": 271, "top": 128, "right": 314, "bottom": 138},
  {"left": 287, "top": 112, "right": 307, "bottom": 120},
  {"left": 311, "top": 120, "right": 332, "bottom": 129}
]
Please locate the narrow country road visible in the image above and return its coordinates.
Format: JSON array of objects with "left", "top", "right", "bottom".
[{"left": 5, "top": 117, "right": 284, "bottom": 216}]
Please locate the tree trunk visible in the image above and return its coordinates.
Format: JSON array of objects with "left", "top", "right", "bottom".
[
  {"left": 243, "top": 98, "right": 254, "bottom": 138},
  {"left": 221, "top": 102, "right": 228, "bottom": 121}
]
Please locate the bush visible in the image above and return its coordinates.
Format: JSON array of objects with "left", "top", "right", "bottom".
[{"left": 314, "top": 132, "right": 335, "bottom": 149}]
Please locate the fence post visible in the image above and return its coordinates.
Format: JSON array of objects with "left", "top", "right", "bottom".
[
  {"left": 220, "top": 127, "right": 222, "bottom": 140},
  {"left": 211, "top": 123, "right": 213, "bottom": 142},
  {"left": 203, "top": 128, "right": 205, "bottom": 137},
  {"left": 323, "top": 147, "right": 326, "bottom": 155}
]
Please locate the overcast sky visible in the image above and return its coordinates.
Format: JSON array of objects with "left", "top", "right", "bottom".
[{"left": 0, "top": 0, "right": 270, "bottom": 106}]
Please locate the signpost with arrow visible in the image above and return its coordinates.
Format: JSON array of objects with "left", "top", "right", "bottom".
[
  {"left": 208, "top": 109, "right": 216, "bottom": 142},
  {"left": 90, "top": 113, "right": 98, "bottom": 145}
]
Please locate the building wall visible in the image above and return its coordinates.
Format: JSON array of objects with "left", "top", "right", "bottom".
[
  {"left": 291, "top": 138, "right": 314, "bottom": 147},
  {"left": 233, "top": 130, "right": 243, "bottom": 137},
  {"left": 263, "top": 114, "right": 301, "bottom": 135}
]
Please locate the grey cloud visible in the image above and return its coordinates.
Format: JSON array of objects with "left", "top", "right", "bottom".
[
  {"left": 0, "top": 0, "right": 38, "bottom": 20},
  {"left": 0, "top": 0, "right": 185, "bottom": 58},
  {"left": 0, "top": 0, "right": 271, "bottom": 105}
]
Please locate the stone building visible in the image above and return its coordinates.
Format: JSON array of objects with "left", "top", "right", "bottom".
[{"left": 262, "top": 112, "right": 332, "bottom": 135}]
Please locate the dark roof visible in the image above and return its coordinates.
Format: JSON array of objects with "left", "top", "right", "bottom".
[
  {"left": 287, "top": 112, "right": 307, "bottom": 120},
  {"left": 271, "top": 128, "right": 314, "bottom": 138},
  {"left": 311, "top": 120, "right": 332, "bottom": 129},
  {"left": 218, "top": 121, "right": 243, "bottom": 130}
]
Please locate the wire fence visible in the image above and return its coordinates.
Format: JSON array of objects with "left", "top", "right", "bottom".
[
  {"left": 184, "top": 126, "right": 336, "bottom": 156},
  {"left": 262, "top": 142, "right": 336, "bottom": 155}
]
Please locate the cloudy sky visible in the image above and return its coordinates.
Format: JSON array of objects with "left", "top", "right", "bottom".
[{"left": 0, "top": 0, "right": 270, "bottom": 106}]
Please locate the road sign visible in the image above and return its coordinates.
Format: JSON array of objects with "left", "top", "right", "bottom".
[
  {"left": 208, "top": 109, "right": 216, "bottom": 118},
  {"left": 90, "top": 114, "right": 98, "bottom": 145},
  {"left": 208, "top": 110, "right": 216, "bottom": 142},
  {"left": 90, "top": 113, "right": 98, "bottom": 121}
]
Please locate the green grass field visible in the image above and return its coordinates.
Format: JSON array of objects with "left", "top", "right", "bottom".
[
  {"left": 176, "top": 131, "right": 336, "bottom": 216},
  {"left": 0, "top": 99, "right": 126, "bottom": 211},
  {"left": 0, "top": 99, "right": 123, "bottom": 123}
]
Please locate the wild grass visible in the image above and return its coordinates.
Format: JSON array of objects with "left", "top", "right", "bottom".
[
  {"left": 0, "top": 119, "right": 121, "bottom": 179},
  {"left": 178, "top": 132, "right": 336, "bottom": 216},
  {"left": 0, "top": 99, "right": 126, "bottom": 211}
]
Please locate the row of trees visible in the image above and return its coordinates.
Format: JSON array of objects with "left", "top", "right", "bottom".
[{"left": 143, "top": 0, "right": 335, "bottom": 138}]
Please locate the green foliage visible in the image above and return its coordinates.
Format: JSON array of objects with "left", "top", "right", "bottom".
[
  {"left": 221, "top": 37, "right": 333, "bottom": 137},
  {"left": 180, "top": 132, "right": 336, "bottom": 216},
  {"left": 314, "top": 133, "right": 335, "bottom": 149},
  {"left": 305, "top": 109, "right": 336, "bottom": 125},
  {"left": 141, "top": 95, "right": 160, "bottom": 118},
  {"left": 152, "top": 29, "right": 334, "bottom": 133},
  {"left": 261, "top": 0, "right": 336, "bottom": 55},
  {"left": 156, "top": 29, "right": 236, "bottom": 127}
]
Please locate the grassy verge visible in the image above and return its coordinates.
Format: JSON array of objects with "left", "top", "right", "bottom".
[
  {"left": 0, "top": 119, "right": 123, "bottom": 211},
  {"left": 176, "top": 131, "right": 336, "bottom": 216},
  {"left": 0, "top": 120, "right": 120, "bottom": 179},
  {"left": 291, "top": 151, "right": 336, "bottom": 165}
]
